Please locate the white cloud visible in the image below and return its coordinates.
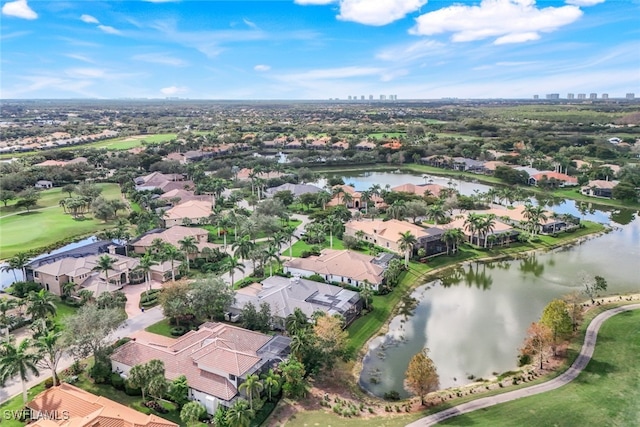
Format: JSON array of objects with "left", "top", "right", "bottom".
[
  {"left": 64, "top": 53, "right": 96, "bottom": 64},
  {"left": 410, "top": 0, "right": 583, "bottom": 45},
  {"left": 65, "top": 68, "right": 106, "bottom": 79},
  {"left": 2, "top": 0, "right": 37, "bottom": 20},
  {"left": 338, "top": 0, "right": 428, "bottom": 26},
  {"left": 376, "top": 39, "right": 445, "bottom": 62},
  {"left": 295, "top": 0, "right": 427, "bottom": 26},
  {"left": 98, "top": 25, "right": 121, "bottom": 35},
  {"left": 80, "top": 14, "right": 99, "bottom": 24},
  {"left": 282, "top": 66, "right": 383, "bottom": 81},
  {"left": 254, "top": 64, "right": 271, "bottom": 72},
  {"left": 243, "top": 18, "right": 258, "bottom": 29},
  {"left": 565, "top": 0, "right": 605, "bottom": 6},
  {"left": 133, "top": 53, "right": 188, "bottom": 67},
  {"left": 161, "top": 86, "right": 188, "bottom": 95}
]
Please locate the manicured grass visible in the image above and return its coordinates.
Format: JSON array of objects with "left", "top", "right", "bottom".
[
  {"left": 145, "top": 318, "right": 174, "bottom": 337},
  {"left": 0, "top": 383, "right": 47, "bottom": 427},
  {"left": 368, "top": 132, "right": 406, "bottom": 139},
  {"left": 438, "top": 309, "right": 640, "bottom": 426},
  {"left": 0, "top": 184, "right": 123, "bottom": 259},
  {"left": 288, "top": 237, "right": 346, "bottom": 257},
  {"left": 285, "top": 410, "right": 418, "bottom": 427},
  {"left": 552, "top": 187, "right": 640, "bottom": 210},
  {"left": 206, "top": 219, "right": 303, "bottom": 245}
]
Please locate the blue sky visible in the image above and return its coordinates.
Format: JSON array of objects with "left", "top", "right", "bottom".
[{"left": 1, "top": 0, "right": 638, "bottom": 99}]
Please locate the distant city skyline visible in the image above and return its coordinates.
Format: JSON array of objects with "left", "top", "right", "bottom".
[{"left": 1, "top": 0, "right": 639, "bottom": 100}]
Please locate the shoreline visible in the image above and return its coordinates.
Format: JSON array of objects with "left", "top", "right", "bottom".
[{"left": 350, "top": 224, "right": 612, "bottom": 400}]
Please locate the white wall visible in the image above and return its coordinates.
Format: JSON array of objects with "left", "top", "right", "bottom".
[{"left": 190, "top": 388, "right": 220, "bottom": 415}]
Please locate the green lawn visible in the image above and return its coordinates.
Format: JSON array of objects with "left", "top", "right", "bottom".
[
  {"left": 438, "top": 309, "right": 640, "bottom": 426},
  {"left": 207, "top": 219, "right": 303, "bottom": 245},
  {"left": 145, "top": 318, "right": 174, "bottom": 337},
  {"left": 0, "top": 183, "right": 124, "bottom": 259},
  {"left": 0, "top": 383, "right": 47, "bottom": 427},
  {"left": 288, "top": 237, "right": 346, "bottom": 257}
]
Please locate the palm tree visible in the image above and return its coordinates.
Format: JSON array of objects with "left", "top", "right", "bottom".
[
  {"left": 150, "top": 238, "right": 166, "bottom": 256},
  {"left": 360, "top": 280, "right": 374, "bottom": 310},
  {"left": 219, "top": 215, "right": 231, "bottom": 250},
  {"left": 178, "top": 236, "right": 199, "bottom": 272},
  {"left": 264, "top": 245, "right": 281, "bottom": 277},
  {"left": 232, "top": 236, "right": 255, "bottom": 261},
  {"left": 60, "top": 281, "right": 77, "bottom": 300},
  {"left": 479, "top": 215, "right": 497, "bottom": 248},
  {"left": 290, "top": 331, "right": 307, "bottom": 361},
  {"left": 285, "top": 308, "right": 308, "bottom": 336},
  {"left": 163, "top": 244, "right": 182, "bottom": 282},
  {"left": 26, "top": 289, "right": 57, "bottom": 321},
  {"left": 35, "top": 328, "right": 64, "bottom": 386},
  {"left": 360, "top": 190, "right": 372, "bottom": 213},
  {"left": 324, "top": 215, "right": 342, "bottom": 249},
  {"left": 0, "top": 338, "right": 41, "bottom": 403},
  {"left": 225, "top": 257, "right": 244, "bottom": 288},
  {"left": 225, "top": 398, "right": 254, "bottom": 427},
  {"left": 0, "top": 298, "right": 17, "bottom": 338},
  {"left": 93, "top": 254, "right": 116, "bottom": 296},
  {"left": 442, "top": 228, "right": 464, "bottom": 255},
  {"left": 4, "top": 253, "right": 31, "bottom": 282},
  {"left": 238, "top": 374, "right": 264, "bottom": 410},
  {"left": 388, "top": 201, "right": 406, "bottom": 221},
  {"left": 317, "top": 191, "right": 331, "bottom": 210},
  {"left": 137, "top": 253, "right": 158, "bottom": 291},
  {"left": 341, "top": 191, "right": 353, "bottom": 208},
  {"left": 397, "top": 231, "right": 418, "bottom": 268},
  {"left": 262, "top": 369, "right": 281, "bottom": 402},
  {"left": 464, "top": 213, "right": 483, "bottom": 246},
  {"left": 523, "top": 203, "right": 548, "bottom": 235},
  {"left": 280, "top": 226, "right": 297, "bottom": 259},
  {"left": 426, "top": 203, "right": 447, "bottom": 225}
]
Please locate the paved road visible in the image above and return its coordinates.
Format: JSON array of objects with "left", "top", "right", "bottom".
[
  {"left": 0, "top": 306, "right": 165, "bottom": 404},
  {"left": 407, "top": 304, "right": 640, "bottom": 427}
]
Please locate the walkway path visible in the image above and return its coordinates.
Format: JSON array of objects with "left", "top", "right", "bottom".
[
  {"left": 407, "top": 304, "right": 640, "bottom": 427},
  {"left": 0, "top": 305, "right": 165, "bottom": 404}
]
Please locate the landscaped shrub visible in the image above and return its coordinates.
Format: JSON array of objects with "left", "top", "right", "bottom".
[
  {"left": 44, "top": 377, "right": 54, "bottom": 389},
  {"left": 9, "top": 281, "right": 41, "bottom": 298},
  {"left": 124, "top": 381, "right": 142, "bottom": 396},
  {"left": 111, "top": 373, "right": 125, "bottom": 390},
  {"left": 306, "top": 274, "right": 326, "bottom": 283},
  {"left": 170, "top": 326, "right": 187, "bottom": 336},
  {"left": 112, "top": 337, "right": 132, "bottom": 349},
  {"left": 383, "top": 390, "right": 400, "bottom": 401},
  {"left": 89, "top": 360, "right": 112, "bottom": 384},
  {"left": 518, "top": 353, "right": 531, "bottom": 366}
]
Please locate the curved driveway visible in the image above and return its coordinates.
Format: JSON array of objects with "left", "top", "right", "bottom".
[{"left": 407, "top": 304, "right": 640, "bottom": 427}]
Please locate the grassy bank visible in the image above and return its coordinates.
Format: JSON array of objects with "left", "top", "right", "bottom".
[{"left": 0, "top": 183, "right": 123, "bottom": 259}]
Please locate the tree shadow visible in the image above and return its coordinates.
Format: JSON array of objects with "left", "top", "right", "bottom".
[
  {"left": 17, "top": 211, "right": 42, "bottom": 217},
  {"left": 578, "top": 358, "right": 617, "bottom": 379}
]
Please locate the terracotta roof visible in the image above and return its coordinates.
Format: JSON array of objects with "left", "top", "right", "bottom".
[
  {"left": 482, "top": 161, "right": 506, "bottom": 171},
  {"left": 444, "top": 216, "right": 514, "bottom": 236},
  {"left": 391, "top": 183, "right": 444, "bottom": 197},
  {"left": 584, "top": 180, "right": 619, "bottom": 189},
  {"left": 111, "top": 323, "right": 273, "bottom": 402},
  {"left": 34, "top": 159, "right": 68, "bottom": 167},
  {"left": 28, "top": 383, "right": 177, "bottom": 427},
  {"left": 164, "top": 200, "right": 213, "bottom": 222},
  {"left": 34, "top": 254, "right": 138, "bottom": 280},
  {"left": 158, "top": 189, "right": 209, "bottom": 204},
  {"left": 131, "top": 226, "right": 209, "bottom": 249},
  {"left": 236, "top": 168, "right": 287, "bottom": 181},
  {"left": 345, "top": 219, "right": 437, "bottom": 242},
  {"left": 284, "top": 249, "right": 384, "bottom": 285},
  {"left": 530, "top": 171, "right": 578, "bottom": 184}
]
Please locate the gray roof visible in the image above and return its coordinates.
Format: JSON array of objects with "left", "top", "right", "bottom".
[
  {"left": 266, "top": 183, "right": 323, "bottom": 197},
  {"left": 232, "top": 275, "right": 360, "bottom": 320}
]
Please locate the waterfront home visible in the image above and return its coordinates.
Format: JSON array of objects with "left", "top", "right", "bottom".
[
  {"left": 229, "top": 275, "right": 363, "bottom": 328},
  {"left": 581, "top": 180, "right": 619, "bottom": 199},
  {"left": 444, "top": 216, "right": 519, "bottom": 247},
  {"left": 391, "top": 182, "right": 444, "bottom": 198},
  {"left": 266, "top": 183, "right": 323, "bottom": 197},
  {"left": 528, "top": 171, "right": 578, "bottom": 187},
  {"left": 473, "top": 205, "right": 574, "bottom": 234},
  {"left": 111, "top": 322, "right": 290, "bottom": 415},
  {"left": 327, "top": 185, "right": 384, "bottom": 210},
  {"left": 284, "top": 249, "right": 386, "bottom": 291}
]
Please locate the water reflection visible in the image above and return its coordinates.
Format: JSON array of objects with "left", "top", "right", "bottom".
[{"left": 519, "top": 254, "right": 545, "bottom": 277}]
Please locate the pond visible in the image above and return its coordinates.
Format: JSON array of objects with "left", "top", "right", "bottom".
[{"left": 359, "top": 210, "right": 640, "bottom": 397}]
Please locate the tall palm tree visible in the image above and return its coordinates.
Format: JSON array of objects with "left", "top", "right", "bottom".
[
  {"left": 35, "top": 328, "right": 64, "bottom": 386},
  {"left": 238, "top": 374, "right": 264, "bottom": 410},
  {"left": 225, "top": 257, "right": 245, "bottom": 288},
  {"left": 442, "top": 228, "right": 464, "bottom": 255},
  {"left": 0, "top": 338, "right": 41, "bottom": 403},
  {"left": 388, "top": 201, "right": 406, "bottom": 221},
  {"left": 316, "top": 191, "right": 331, "bottom": 210},
  {"left": 360, "top": 280, "right": 374, "bottom": 310},
  {"left": 464, "top": 213, "right": 483, "bottom": 246},
  {"left": 264, "top": 245, "right": 281, "bottom": 277},
  {"left": 262, "top": 369, "right": 281, "bottom": 402},
  {"left": 523, "top": 203, "right": 548, "bottom": 235},
  {"left": 360, "top": 190, "right": 372, "bottom": 213},
  {"left": 279, "top": 226, "right": 297, "bottom": 259},
  {"left": 427, "top": 203, "right": 447, "bottom": 225},
  {"left": 324, "top": 215, "right": 342, "bottom": 249},
  {"left": 285, "top": 308, "right": 308, "bottom": 336},
  {"left": 232, "top": 236, "right": 255, "bottom": 261},
  {"left": 26, "top": 289, "right": 57, "bottom": 321},
  {"left": 137, "top": 253, "right": 158, "bottom": 291},
  {"left": 219, "top": 215, "right": 231, "bottom": 250},
  {"left": 4, "top": 253, "right": 31, "bottom": 282},
  {"left": 178, "top": 236, "right": 199, "bottom": 272},
  {"left": 93, "top": 254, "right": 116, "bottom": 296},
  {"left": 225, "top": 399, "right": 254, "bottom": 427},
  {"left": 479, "top": 215, "right": 497, "bottom": 248},
  {"left": 0, "top": 298, "right": 17, "bottom": 339},
  {"left": 397, "top": 231, "right": 418, "bottom": 268},
  {"left": 341, "top": 191, "right": 353, "bottom": 208},
  {"left": 162, "top": 244, "right": 182, "bottom": 282}
]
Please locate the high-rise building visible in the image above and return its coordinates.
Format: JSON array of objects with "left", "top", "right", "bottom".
[
  {"left": 348, "top": 96, "right": 352, "bottom": 100},
  {"left": 361, "top": 95, "right": 365, "bottom": 100},
  {"left": 546, "top": 93, "right": 560, "bottom": 100},
  {"left": 577, "top": 93, "right": 586, "bottom": 99},
  {"left": 369, "top": 95, "right": 373, "bottom": 100},
  {"left": 626, "top": 93, "right": 635, "bottom": 99},
  {"left": 380, "top": 95, "right": 386, "bottom": 100},
  {"left": 601, "top": 93, "right": 609, "bottom": 99},
  {"left": 533, "top": 95, "right": 539, "bottom": 100},
  {"left": 567, "top": 93, "right": 575, "bottom": 99},
  {"left": 589, "top": 93, "right": 597, "bottom": 99}
]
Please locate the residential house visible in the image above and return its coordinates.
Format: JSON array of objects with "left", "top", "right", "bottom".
[
  {"left": 581, "top": 180, "right": 619, "bottom": 199},
  {"left": 31, "top": 250, "right": 180, "bottom": 296},
  {"left": 33, "top": 159, "right": 69, "bottom": 167},
  {"left": 382, "top": 140, "right": 402, "bottom": 150},
  {"left": 444, "top": 216, "right": 519, "bottom": 247},
  {"left": 482, "top": 161, "right": 506, "bottom": 174},
  {"left": 285, "top": 139, "right": 303, "bottom": 149},
  {"left": 130, "top": 226, "right": 218, "bottom": 256},
  {"left": 528, "top": 171, "right": 578, "bottom": 187},
  {"left": 158, "top": 188, "right": 210, "bottom": 206},
  {"left": 134, "top": 172, "right": 192, "bottom": 192},
  {"left": 473, "top": 205, "right": 573, "bottom": 234},
  {"left": 452, "top": 157, "right": 486, "bottom": 172},
  {"left": 332, "top": 140, "right": 349, "bottom": 150},
  {"left": 27, "top": 383, "right": 177, "bottom": 427},
  {"left": 327, "top": 185, "right": 384, "bottom": 210},
  {"left": 283, "top": 249, "right": 387, "bottom": 291},
  {"left": 235, "top": 168, "right": 287, "bottom": 181},
  {"left": 229, "top": 275, "right": 363, "bottom": 328},
  {"left": 391, "top": 182, "right": 445, "bottom": 198},
  {"left": 308, "top": 137, "right": 329, "bottom": 150},
  {"left": 111, "top": 322, "right": 291, "bottom": 415},
  {"left": 355, "top": 141, "right": 377, "bottom": 151},
  {"left": 420, "top": 155, "right": 454, "bottom": 168},
  {"left": 266, "top": 183, "right": 322, "bottom": 197},
  {"left": 345, "top": 219, "right": 446, "bottom": 257},
  {"left": 34, "top": 180, "right": 53, "bottom": 189},
  {"left": 163, "top": 200, "right": 213, "bottom": 227}
]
